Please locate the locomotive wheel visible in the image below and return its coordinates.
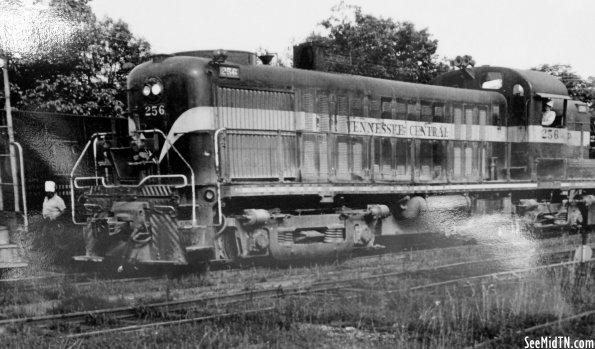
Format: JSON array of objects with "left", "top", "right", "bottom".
[
  {"left": 399, "top": 196, "right": 427, "bottom": 220},
  {"left": 219, "top": 228, "right": 240, "bottom": 261}
]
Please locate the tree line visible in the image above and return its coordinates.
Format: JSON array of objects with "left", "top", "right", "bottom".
[
  {"left": 2, "top": 0, "right": 150, "bottom": 116},
  {"left": 2, "top": 1, "right": 593, "bottom": 116}
]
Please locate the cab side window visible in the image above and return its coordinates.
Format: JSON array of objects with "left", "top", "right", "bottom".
[
  {"left": 481, "top": 72, "right": 503, "bottom": 90},
  {"left": 541, "top": 98, "right": 563, "bottom": 128},
  {"left": 511, "top": 84, "right": 525, "bottom": 121}
]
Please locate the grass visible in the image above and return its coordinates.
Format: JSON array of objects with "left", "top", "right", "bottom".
[
  {"left": 2, "top": 214, "right": 595, "bottom": 348},
  {"left": 3, "top": 261, "right": 595, "bottom": 348}
]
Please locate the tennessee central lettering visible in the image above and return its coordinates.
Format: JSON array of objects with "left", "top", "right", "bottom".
[
  {"left": 350, "top": 121, "right": 407, "bottom": 136},
  {"left": 409, "top": 125, "right": 449, "bottom": 138},
  {"left": 349, "top": 118, "right": 451, "bottom": 139}
]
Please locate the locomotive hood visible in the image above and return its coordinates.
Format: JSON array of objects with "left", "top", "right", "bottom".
[{"left": 158, "top": 106, "right": 215, "bottom": 162}]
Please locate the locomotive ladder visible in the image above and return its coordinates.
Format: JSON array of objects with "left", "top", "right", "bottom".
[
  {"left": 0, "top": 55, "right": 27, "bottom": 270},
  {"left": 0, "top": 57, "right": 27, "bottom": 228}
]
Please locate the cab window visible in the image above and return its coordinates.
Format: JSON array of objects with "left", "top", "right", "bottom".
[
  {"left": 511, "top": 84, "right": 525, "bottom": 121},
  {"left": 540, "top": 98, "right": 564, "bottom": 128},
  {"left": 481, "top": 72, "right": 503, "bottom": 89}
]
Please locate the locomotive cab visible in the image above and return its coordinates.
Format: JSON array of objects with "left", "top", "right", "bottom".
[
  {"left": 432, "top": 66, "right": 576, "bottom": 181},
  {"left": 432, "top": 66, "right": 570, "bottom": 128}
]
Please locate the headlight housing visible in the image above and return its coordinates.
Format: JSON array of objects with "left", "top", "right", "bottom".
[
  {"left": 150, "top": 83, "right": 162, "bottom": 95},
  {"left": 142, "top": 78, "right": 164, "bottom": 102}
]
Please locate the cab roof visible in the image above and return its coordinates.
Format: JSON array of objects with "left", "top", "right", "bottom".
[{"left": 432, "top": 66, "right": 569, "bottom": 98}]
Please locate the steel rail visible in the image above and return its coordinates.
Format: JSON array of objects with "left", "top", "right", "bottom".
[
  {"left": 408, "top": 257, "right": 589, "bottom": 292},
  {"left": 470, "top": 307, "right": 595, "bottom": 349},
  {"left": 64, "top": 307, "right": 276, "bottom": 339},
  {"left": 330, "top": 248, "right": 592, "bottom": 297},
  {"left": 0, "top": 280, "right": 336, "bottom": 330}
]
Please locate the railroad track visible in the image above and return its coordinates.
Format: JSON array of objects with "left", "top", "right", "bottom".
[
  {"left": 0, "top": 232, "right": 589, "bottom": 339},
  {"left": 338, "top": 251, "right": 590, "bottom": 298},
  {"left": 469, "top": 307, "right": 595, "bottom": 349},
  {"left": 0, "top": 238, "right": 524, "bottom": 309},
  {"left": 0, "top": 274, "right": 347, "bottom": 338},
  {"left": 0, "top": 272, "right": 160, "bottom": 301},
  {"left": 2, "top": 241, "right": 591, "bottom": 339},
  {"left": 0, "top": 234, "right": 586, "bottom": 300}
]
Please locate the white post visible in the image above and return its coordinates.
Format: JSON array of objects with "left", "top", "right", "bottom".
[{"left": 1, "top": 58, "right": 20, "bottom": 212}]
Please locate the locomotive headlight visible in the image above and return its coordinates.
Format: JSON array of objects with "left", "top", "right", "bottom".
[
  {"left": 142, "top": 77, "right": 164, "bottom": 101},
  {"left": 151, "top": 83, "right": 163, "bottom": 95},
  {"left": 203, "top": 189, "right": 216, "bottom": 202}
]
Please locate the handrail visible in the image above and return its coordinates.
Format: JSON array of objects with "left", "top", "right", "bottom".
[
  {"left": 73, "top": 176, "right": 104, "bottom": 189},
  {"left": 92, "top": 137, "right": 99, "bottom": 185},
  {"left": 75, "top": 174, "right": 188, "bottom": 189},
  {"left": 70, "top": 130, "right": 196, "bottom": 227},
  {"left": 214, "top": 128, "right": 226, "bottom": 226},
  {"left": 70, "top": 132, "right": 113, "bottom": 225},
  {"left": 137, "top": 174, "right": 187, "bottom": 188},
  {"left": 140, "top": 129, "right": 196, "bottom": 226},
  {"left": 9, "top": 141, "right": 28, "bottom": 229}
]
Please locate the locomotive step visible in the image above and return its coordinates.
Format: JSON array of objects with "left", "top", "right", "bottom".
[
  {"left": 73, "top": 255, "right": 104, "bottom": 263},
  {"left": 73, "top": 255, "right": 188, "bottom": 266},
  {"left": 0, "top": 225, "right": 9, "bottom": 244},
  {"left": 0, "top": 244, "right": 25, "bottom": 267},
  {"left": 0, "top": 261, "right": 27, "bottom": 269},
  {"left": 185, "top": 245, "right": 213, "bottom": 253}
]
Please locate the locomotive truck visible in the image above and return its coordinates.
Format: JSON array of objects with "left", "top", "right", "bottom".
[{"left": 68, "top": 48, "right": 595, "bottom": 270}]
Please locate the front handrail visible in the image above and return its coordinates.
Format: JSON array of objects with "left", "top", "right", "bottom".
[
  {"left": 69, "top": 130, "right": 196, "bottom": 227},
  {"left": 70, "top": 132, "right": 113, "bottom": 225},
  {"left": 10, "top": 141, "right": 28, "bottom": 229},
  {"left": 74, "top": 174, "right": 188, "bottom": 189},
  {"left": 73, "top": 176, "right": 104, "bottom": 189}
]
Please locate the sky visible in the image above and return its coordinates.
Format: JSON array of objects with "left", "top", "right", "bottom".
[
  {"left": 1, "top": 0, "right": 594, "bottom": 78},
  {"left": 84, "top": 0, "right": 595, "bottom": 78}
]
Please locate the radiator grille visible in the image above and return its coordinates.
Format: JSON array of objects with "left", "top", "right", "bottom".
[
  {"left": 227, "top": 131, "right": 297, "bottom": 179},
  {"left": 337, "top": 139, "right": 349, "bottom": 179},
  {"left": 217, "top": 88, "right": 294, "bottom": 131},
  {"left": 302, "top": 133, "right": 328, "bottom": 181}
]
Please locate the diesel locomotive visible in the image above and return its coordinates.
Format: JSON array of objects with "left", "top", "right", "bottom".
[{"left": 69, "top": 48, "right": 595, "bottom": 270}]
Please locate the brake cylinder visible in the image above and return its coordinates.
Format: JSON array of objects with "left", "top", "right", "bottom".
[{"left": 242, "top": 209, "right": 271, "bottom": 226}]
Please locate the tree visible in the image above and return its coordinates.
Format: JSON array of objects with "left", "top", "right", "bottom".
[
  {"left": 532, "top": 64, "right": 595, "bottom": 105},
  {"left": 306, "top": 3, "right": 450, "bottom": 83},
  {"left": 1, "top": 0, "right": 151, "bottom": 116}
]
